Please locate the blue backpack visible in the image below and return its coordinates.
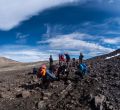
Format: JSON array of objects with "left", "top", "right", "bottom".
[{"left": 79, "top": 64, "right": 88, "bottom": 75}]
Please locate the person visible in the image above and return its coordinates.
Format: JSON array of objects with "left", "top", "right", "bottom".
[
  {"left": 59, "top": 54, "right": 65, "bottom": 66},
  {"left": 37, "top": 64, "right": 57, "bottom": 81},
  {"left": 37, "top": 65, "right": 47, "bottom": 79},
  {"left": 33, "top": 67, "right": 37, "bottom": 75},
  {"left": 59, "top": 54, "right": 61, "bottom": 65},
  {"left": 64, "top": 53, "right": 70, "bottom": 66},
  {"left": 37, "top": 64, "right": 58, "bottom": 89},
  {"left": 79, "top": 52, "right": 84, "bottom": 64},
  {"left": 61, "top": 54, "right": 65, "bottom": 66},
  {"left": 49, "top": 55, "right": 53, "bottom": 71},
  {"left": 37, "top": 64, "right": 47, "bottom": 85},
  {"left": 72, "top": 58, "right": 76, "bottom": 67},
  {"left": 77, "top": 63, "right": 88, "bottom": 78},
  {"left": 57, "top": 64, "right": 69, "bottom": 81}
]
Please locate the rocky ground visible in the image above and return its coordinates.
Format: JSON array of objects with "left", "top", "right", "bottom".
[{"left": 0, "top": 50, "right": 120, "bottom": 110}]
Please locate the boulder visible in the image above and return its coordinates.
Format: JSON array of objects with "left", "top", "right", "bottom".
[
  {"left": 94, "top": 94, "right": 106, "bottom": 110},
  {"left": 22, "top": 91, "right": 31, "bottom": 98},
  {"left": 16, "top": 91, "right": 31, "bottom": 98},
  {"left": 0, "top": 92, "right": 14, "bottom": 99},
  {"left": 37, "top": 101, "right": 46, "bottom": 110}
]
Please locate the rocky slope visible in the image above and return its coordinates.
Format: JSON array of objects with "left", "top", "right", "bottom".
[{"left": 0, "top": 49, "right": 120, "bottom": 110}]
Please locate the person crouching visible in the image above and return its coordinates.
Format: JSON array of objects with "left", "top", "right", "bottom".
[{"left": 37, "top": 65, "right": 47, "bottom": 87}]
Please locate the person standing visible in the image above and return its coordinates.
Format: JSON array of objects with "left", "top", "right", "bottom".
[
  {"left": 49, "top": 55, "right": 53, "bottom": 71},
  {"left": 59, "top": 54, "right": 65, "bottom": 66},
  {"left": 79, "top": 52, "right": 84, "bottom": 64},
  {"left": 64, "top": 53, "right": 70, "bottom": 66},
  {"left": 72, "top": 58, "right": 76, "bottom": 67},
  {"left": 59, "top": 54, "right": 61, "bottom": 65}
]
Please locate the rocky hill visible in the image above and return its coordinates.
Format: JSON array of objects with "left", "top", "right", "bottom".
[
  {"left": 0, "top": 49, "right": 120, "bottom": 110},
  {"left": 88, "top": 49, "right": 120, "bottom": 60},
  {"left": 0, "top": 57, "right": 19, "bottom": 67}
]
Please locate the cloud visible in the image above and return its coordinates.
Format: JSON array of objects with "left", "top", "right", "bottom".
[
  {"left": 0, "top": 29, "right": 117, "bottom": 62},
  {"left": 38, "top": 32, "right": 114, "bottom": 56},
  {"left": 1, "top": 0, "right": 120, "bottom": 31},
  {"left": 0, "top": 0, "right": 79, "bottom": 31},
  {"left": 16, "top": 33, "right": 29, "bottom": 39},
  {"left": 102, "top": 37, "right": 120, "bottom": 44},
  {"left": 104, "top": 31, "right": 120, "bottom": 35},
  {"left": 0, "top": 45, "right": 57, "bottom": 62},
  {"left": 16, "top": 33, "right": 29, "bottom": 44},
  {"left": 2, "top": 50, "right": 49, "bottom": 62}
]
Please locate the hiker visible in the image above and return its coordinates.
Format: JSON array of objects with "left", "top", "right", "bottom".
[
  {"left": 59, "top": 54, "right": 65, "bottom": 66},
  {"left": 59, "top": 54, "right": 61, "bottom": 65},
  {"left": 72, "top": 58, "right": 76, "bottom": 67},
  {"left": 79, "top": 52, "right": 84, "bottom": 64},
  {"left": 37, "top": 64, "right": 57, "bottom": 88},
  {"left": 37, "top": 65, "right": 47, "bottom": 80},
  {"left": 37, "top": 64, "right": 57, "bottom": 81},
  {"left": 77, "top": 63, "right": 88, "bottom": 78},
  {"left": 37, "top": 64, "right": 54, "bottom": 89},
  {"left": 49, "top": 55, "right": 53, "bottom": 71},
  {"left": 33, "top": 67, "right": 37, "bottom": 75},
  {"left": 64, "top": 53, "right": 71, "bottom": 66},
  {"left": 57, "top": 64, "right": 69, "bottom": 81}
]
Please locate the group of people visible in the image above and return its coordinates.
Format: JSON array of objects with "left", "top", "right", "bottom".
[{"left": 33, "top": 52, "right": 87, "bottom": 86}]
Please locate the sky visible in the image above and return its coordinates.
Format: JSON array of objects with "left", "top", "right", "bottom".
[{"left": 0, "top": 0, "right": 120, "bottom": 62}]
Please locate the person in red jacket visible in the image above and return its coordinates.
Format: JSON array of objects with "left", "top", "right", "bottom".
[{"left": 59, "top": 54, "right": 65, "bottom": 66}]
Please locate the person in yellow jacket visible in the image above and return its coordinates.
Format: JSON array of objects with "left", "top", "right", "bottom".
[
  {"left": 37, "top": 64, "right": 47, "bottom": 79},
  {"left": 37, "top": 64, "right": 49, "bottom": 89},
  {"left": 37, "top": 64, "right": 58, "bottom": 83}
]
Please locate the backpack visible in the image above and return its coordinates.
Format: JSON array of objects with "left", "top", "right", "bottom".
[{"left": 79, "top": 64, "right": 88, "bottom": 75}]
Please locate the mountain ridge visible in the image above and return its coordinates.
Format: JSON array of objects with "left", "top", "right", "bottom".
[{"left": 0, "top": 49, "right": 119, "bottom": 64}]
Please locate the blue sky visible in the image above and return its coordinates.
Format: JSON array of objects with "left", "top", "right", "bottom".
[{"left": 0, "top": 0, "right": 120, "bottom": 62}]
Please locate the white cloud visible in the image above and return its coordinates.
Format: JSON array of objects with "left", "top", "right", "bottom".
[
  {"left": 0, "top": 45, "right": 57, "bottom": 62},
  {"left": 0, "top": 32, "right": 116, "bottom": 62},
  {"left": 38, "top": 32, "right": 114, "bottom": 59},
  {"left": 16, "top": 33, "right": 29, "bottom": 39},
  {"left": 2, "top": 50, "right": 49, "bottom": 62},
  {"left": 38, "top": 32, "right": 114, "bottom": 52},
  {"left": 104, "top": 31, "right": 120, "bottom": 35},
  {"left": 16, "top": 33, "right": 29, "bottom": 44},
  {"left": 0, "top": 0, "right": 79, "bottom": 31},
  {"left": 102, "top": 37, "right": 120, "bottom": 44},
  {"left": 1, "top": 0, "right": 119, "bottom": 31}
]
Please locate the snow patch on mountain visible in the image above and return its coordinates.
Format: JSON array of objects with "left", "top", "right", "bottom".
[{"left": 105, "top": 53, "right": 120, "bottom": 59}]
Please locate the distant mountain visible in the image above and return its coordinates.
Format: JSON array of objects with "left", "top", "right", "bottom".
[
  {"left": 87, "top": 49, "right": 120, "bottom": 62},
  {"left": 0, "top": 57, "right": 19, "bottom": 64},
  {"left": 0, "top": 49, "right": 119, "bottom": 66}
]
